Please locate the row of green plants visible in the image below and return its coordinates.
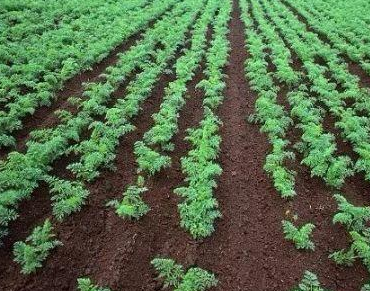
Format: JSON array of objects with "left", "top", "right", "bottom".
[
  {"left": 174, "top": 0, "right": 232, "bottom": 239},
  {"left": 251, "top": 0, "right": 355, "bottom": 188},
  {"left": 138, "top": 0, "right": 220, "bottom": 154},
  {"left": 240, "top": 0, "right": 296, "bottom": 199},
  {"left": 249, "top": 0, "right": 300, "bottom": 86},
  {"left": 268, "top": 0, "right": 370, "bottom": 117},
  {"left": 0, "top": 0, "right": 200, "bottom": 245},
  {"left": 284, "top": 0, "right": 370, "bottom": 73},
  {"left": 0, "top": 0, "right": 113, "bottom": 44},
  {"left": 249, "top": 0, "right": 318, "bottom": 254},
  {"left": 109, "top": 0, "right": 220, "bottom": 220},
  {"left": 248, "top": 0, "right": 347, "bottom": 258},
  {"left": 259, "top": 0, "right": 370, "bottom": 184},
  {"left": 0, "top": 0, "right": 176, "bottom": 148},
  {"left": 76, "top": 258, "right": 217, "bottom": 291},
  {"left": 6, "top": 0, "right": 207, "bottom": 274},
  {"left": 65, "top": 0, "right": 205, "bottom": 182},
  {"left": 253, "top": 0, "right": 370, "bottom": 287}
]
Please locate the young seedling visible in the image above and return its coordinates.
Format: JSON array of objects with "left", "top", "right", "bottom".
[
  {"left": 77, "top": 278, "right": 111, "bottom": 291},
  {"left": 151, "top": 257, "right": 218, "bottom": 291},
  {"left": 107, "top": 176, "right": 149, "bottom": 219},
  {"left": 13, "top": 219, "right": 62, "bottom": 274},
  {"left": 291, "top": 270, "right": 331, "bottom": 291},
  {"left": 333, "top": 194, "right": 370, "bottom": 232},
  {"left": 282, "top": 220, "right": 315, "bottom": 251}
]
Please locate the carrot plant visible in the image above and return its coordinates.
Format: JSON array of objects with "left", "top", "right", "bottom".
[
  {"left": 107, "top": 176, "right": 149, "bottom": 219},
  {"left": 44, "top": 175, "right": 89, "bottom": 221},
  {"left": 13, "top": 219, "right": 62, "bottom": 274},
  {"left": 77, "top": 278, "right": 111, "bottom": 291},
  {"left": 333, "top": 194, "right": 370, "bottom": 232},
  {"left": 291, "top": 271, "right": 331, "bottom": 291},
  {"left": 152, "top": 257, "right": 218, "bottom": 291},
  {"left": 330, "top": 195, "right": 370, "bottom": 276},
  {"left": 282, "top": 220, "right": 315, "bottom": 251}
]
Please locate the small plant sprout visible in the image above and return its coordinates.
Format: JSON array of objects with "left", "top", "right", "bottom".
[
  {"left": 13, "top": 219, "right": 62, "bottom": 274},
  {"left": 282, "top": 220, "right": 315, "bottom": 251}
]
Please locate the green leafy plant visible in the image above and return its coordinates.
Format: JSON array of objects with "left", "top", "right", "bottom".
[
  {"left": 329, "top": 230, "right": 370, "bottom": 269},
  {"left": 291, "top": 270, "right": 331, "bottom": 291},
  {"left": 77, "top": 278, "right": 111, "bottom": 291},
  {"left": 331, "top": 195, "right": 370, "bottom": 272},
  {"left": 44, "top": 175, "right": 89, "bottom": 221},
  {"left": 107, "top": 176, "right": 149, "bottom": 219},
  {"left": 282, "top": 220, "right": 315, "bottom": 250},
  {"left": 264, "top": 138, "right": 296, "bottom": 198},
  {"left": 177, "top": 268, "right": 218, "bottom": 291},
  {"left": 13, "top": 219, "right": 62, "bottom": 274},
  {"left": 151, "top": 258, "right": 185, "bottom": 287},
  {"left": 333, "top": 194, "right": 370, "bottom": 232},
  {"left": 134, "top": 141, "right": 171, "bottom": 175},
  {"left": 151, "top": 257, "right": 218, "bottom": 291}
]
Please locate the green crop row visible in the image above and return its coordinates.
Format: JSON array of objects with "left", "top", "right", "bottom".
[
  {"left": 241, "top": 0, "right": 296, "bottom": 198},
  {"left": 66, "top": 0, "right": 205, "bottom": 182},
  {"left": 260, "top": 0, "right": 370, "bottom": 183},
  {"left": 109, "top": 0, "right": 220, "bottom": 220},
  {"left": 285, "top": 0, "right": 370, "bottom": 72},
  {"left": 174, "top": 0, "right": 232, "bottom": 239}
]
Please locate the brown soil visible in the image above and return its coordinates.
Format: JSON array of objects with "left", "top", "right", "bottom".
[{"left": 0, "top": 1, "right": 369, "bottom": 291}]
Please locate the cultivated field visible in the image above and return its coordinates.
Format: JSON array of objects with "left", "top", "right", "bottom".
[{"left": 1, "top": 0, "right": 370, "bottom": 290}]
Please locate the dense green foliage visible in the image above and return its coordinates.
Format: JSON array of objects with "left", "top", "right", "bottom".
[
  {"left": 1, "top": 0, "right": 370, "bottom": 287},
  {"left": 0, "top": 0, "right": 201, "bottom": 244},
  {"left": 174, "top": 0, "right": 231, "bottom": 238},
  {"left": 111, "top": 0, "right": 220, "bottom": 222},
  {"left": 0, "top": 0, "right": 176, "bottom": 147}
]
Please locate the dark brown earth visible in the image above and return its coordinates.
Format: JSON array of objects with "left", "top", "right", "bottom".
[{"left": 0, "top": 0, "right": 369, "bottom": 291}]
